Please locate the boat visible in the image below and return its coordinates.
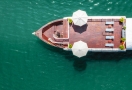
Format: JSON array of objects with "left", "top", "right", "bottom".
[{"left": 32, "top": 10, "right": 132, "bottom": 58}]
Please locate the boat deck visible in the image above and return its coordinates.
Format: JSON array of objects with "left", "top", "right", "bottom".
[
  {"left": 69, "top": 19, "right": 123, "bottom": 48},
  {"left": 41, "top": 18, "right": 124, "bottom": 49},
  {"left": 42, "top": 19, "right": 69, "bottom": 48}
]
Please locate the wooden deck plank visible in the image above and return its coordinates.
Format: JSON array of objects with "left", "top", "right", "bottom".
[
  {"left": 42, "top": 18, "right": 123, "bottom": 49},
  {"left": 63, "top": 19, "right": 68, "bottom": 38},
  {"left": 69, "top": 20, "right": 123, "bottom": 48}
]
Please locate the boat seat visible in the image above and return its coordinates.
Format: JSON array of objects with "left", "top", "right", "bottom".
[
  {"left": 106, "top": 36, "right": 114, "bottom": 39},
  {"left": 122, "top": 29, "right": 126, "bottom": 38},
  {"left": 106, "top": 21, "right": 114, "bottom": 24},
  {"left": 48, "top": 38, "right": 68, "bottom": 45},
  {"left": 102, "top": 32, "right": 113, "bottom": 36},
  {"left": 106, "top": 28, "right": 114, "bottom": 32},
  {"left": 105, "top": 43, "right": 114, "bottom": 47}
]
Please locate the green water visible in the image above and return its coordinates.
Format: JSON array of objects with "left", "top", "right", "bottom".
[{"left": 1, "top": 0, "right": 132, "bottom": 90}]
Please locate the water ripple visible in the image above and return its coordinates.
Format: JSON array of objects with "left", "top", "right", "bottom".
[
  {"left": 94, "top": 2, "right": 99, "bottom": 6},
  {"left": 1, "top": 0, "right": 132, "bottom": 90},
  {"left": 89, "top": 0, "right": 94, "bottom": 3}
]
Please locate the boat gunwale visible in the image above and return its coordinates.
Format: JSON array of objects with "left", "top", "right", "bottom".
[{"left": 35, "top": 18, "right": 67, "bottom": 48}]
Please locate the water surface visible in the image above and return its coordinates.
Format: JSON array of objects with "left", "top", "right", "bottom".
[{"left": 0, "top": 0, "right": 132, "bottom": 90}]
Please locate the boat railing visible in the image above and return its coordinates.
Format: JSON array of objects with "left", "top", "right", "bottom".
[
  {"left": 52, "top": 18, "right": 69, "bottom": 42},
  {"left": 88, "top": 19, "right": 120, "bottom": 22},
  {"left": 88, "top": 48, "right": 126, "bottom": 52},
  {"left": 48, "top": 38, "right": 69, "bottom": 45},
  {"left": 53, "top": 34, "right": 69, "bottom": 42},
  {"left": 63, "top": 19, "right": 69, "bottom": 39}
]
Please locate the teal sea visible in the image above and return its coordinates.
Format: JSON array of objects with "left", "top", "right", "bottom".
[{"left": 1, "top": 0, "right": 132, "bottom": 90}]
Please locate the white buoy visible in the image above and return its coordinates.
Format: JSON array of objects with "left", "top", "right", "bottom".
[{"left": 32, "top": 32, "right": 35, "bottom": 35}]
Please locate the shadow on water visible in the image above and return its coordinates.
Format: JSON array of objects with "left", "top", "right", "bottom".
[
  {"left": 37, "top": 39, "right": 132, "bottom": 71},
  {"left": 70, "top": 51, "right": 132, "bottom": 71},
  {"left": 85, "top": 51, "right": 132, "bottom": 62},
  {"left": 73, "top": 58, "right": 87, "bottom": 71}
]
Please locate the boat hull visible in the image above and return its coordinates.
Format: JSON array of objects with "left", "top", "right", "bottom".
[{"left": 34, "top": 18, "right": 69, "bottom": 49}]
